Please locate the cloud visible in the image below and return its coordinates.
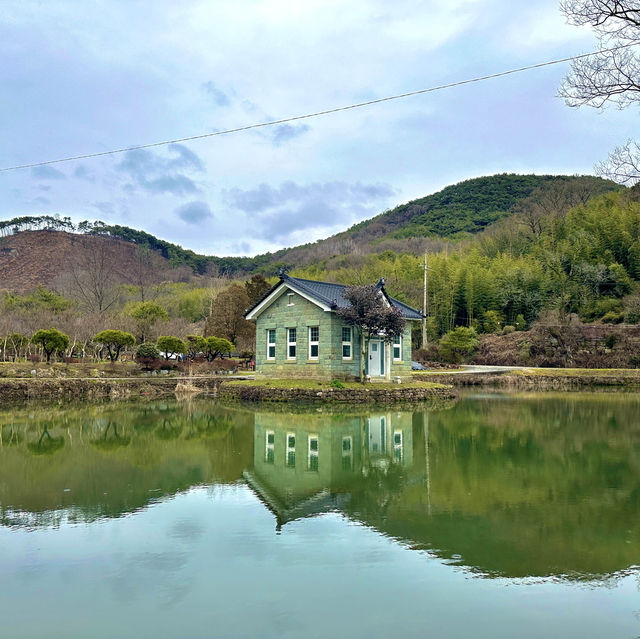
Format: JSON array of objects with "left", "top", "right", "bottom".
[
  {"left": 146, "top": 175, "right": 199, "bottom": 196},
  {"left": 31, "top": 196, "right": 51, "bottom": 206},
  {"left": 74, "top": 164, "right": 95, "bottom": 182},
  {"left": 231, "top": 241, "right": 251, "bottom": 254},
  {"left": 31, "top": 165, "right": 65, "bottom": 180},
  {"left": 270, "top": 124, "right": 311, "bottom": 146},
  {"left": 93, "top": 201, "right": 115, "bottom": 215},
  {"left": 116, "top": 144, "right": 203, "bottom": 195},
  {"left": 225, "top": 181, "right": 395, "bottom": 240},
  {"left": 175, "top": 200, "right": 213, "bottom": 224},
  {"left": 167, "top": 144, "right": 204, "bottom": 172},
  {"left": 202, "top": 81, "right": 231, "bottom": 107}
]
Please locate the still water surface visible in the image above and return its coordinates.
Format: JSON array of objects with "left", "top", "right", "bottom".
[{"left": 0, "top": 394, "right": 639, "bottom": 638}]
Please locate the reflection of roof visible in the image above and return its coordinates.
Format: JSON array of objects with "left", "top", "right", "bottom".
[
  {"left": 244, "top": 273, "right": 423, "bottom": 320},
  {"left": 243, "top": 470, "right": 350, "bottom": 530}
]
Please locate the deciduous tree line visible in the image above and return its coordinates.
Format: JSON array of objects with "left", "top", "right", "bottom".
[{"left": 0, "top": 274, "right": 273, "bottom": 363}]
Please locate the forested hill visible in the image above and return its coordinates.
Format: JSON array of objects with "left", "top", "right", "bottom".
[
  {"left": 339, "top": 174, "right": 619, "bottom": 242},
  {"left": 0, "top": 174, "right": 620, "bottom": 284}
]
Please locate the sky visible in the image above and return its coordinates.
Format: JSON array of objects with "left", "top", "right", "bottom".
[{"left": 1, "top": 0, "right": 637, "bottom": 257}]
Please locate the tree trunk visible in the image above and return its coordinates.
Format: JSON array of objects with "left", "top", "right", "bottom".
[{"left": 360, "top": 331, "right": 367, "bottom": 385}]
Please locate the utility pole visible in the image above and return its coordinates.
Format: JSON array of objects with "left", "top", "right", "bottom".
[{"left": 422, "top": 253, "right": 428, "bottom": 348}]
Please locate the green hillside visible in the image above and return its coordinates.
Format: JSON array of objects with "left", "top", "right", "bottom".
[{"left": 344, "top": 174, "right": 618, "bottom": 241}]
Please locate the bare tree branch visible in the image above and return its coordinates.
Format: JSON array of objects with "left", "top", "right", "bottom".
[
  {"left": 560, "top": 1, "right": 640, "bottom": 183},
  {"left": 596, "top": 139, "right": 640, "bottom": 183}
]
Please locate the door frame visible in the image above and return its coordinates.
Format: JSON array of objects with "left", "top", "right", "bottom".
[{"left": 368, "top": 339, "right": 384, "bottom": 377}]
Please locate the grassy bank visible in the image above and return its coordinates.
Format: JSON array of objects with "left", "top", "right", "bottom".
[{"left": 415, "top": 367, "right": 640, "bottom": 390}]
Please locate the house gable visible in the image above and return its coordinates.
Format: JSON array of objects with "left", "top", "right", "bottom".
[{"left": 245, "top": 281, "right": 332, "bottom": 321}]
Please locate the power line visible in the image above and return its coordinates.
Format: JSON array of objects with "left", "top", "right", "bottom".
[{"left": 0, "top": 43, "right": 635, "bottom": 173}]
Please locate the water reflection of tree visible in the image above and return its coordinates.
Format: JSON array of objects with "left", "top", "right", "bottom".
[
  {"left": 27, "top": 425, "right": 65, "bottom": 456},
  {"left": 155, "top": 418, "right": 183, "bottom": 441},
  {"left": 1, "top": 424, "right": 23, "bottom": 446},
  {"left": 90, "top": 421, "right": 131, "bottom": 451},
  {"left": 185, "top": 414, "right": 233, "bottom": 440},
  {"left": 352, "top": 463, "right": 407, "bottom": 517}
]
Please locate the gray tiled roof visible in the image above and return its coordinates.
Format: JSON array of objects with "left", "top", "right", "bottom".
[{"left": 283, "top": 274, "right": 423, "bottom": 320}]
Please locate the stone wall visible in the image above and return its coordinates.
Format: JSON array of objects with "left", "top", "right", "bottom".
[
  {"left": 0, "top": 377, "right": 225, "bottom": 402},
  {"left": 218, "top": 382, "right": 456, "bottom": 403},
  {"left": 416, "top": 372, "right": 640, "bottom": 390}
]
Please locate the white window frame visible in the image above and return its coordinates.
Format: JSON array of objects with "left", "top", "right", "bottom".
[
  {"left": 393, "top": 334, "right": 402, "bottom": 361},
  {"left": 286, "top": 432, "right": 296, "bottom": 467},
  {"left": 287, "top": 327, "right": 297, "bottom": 360},
  {"left": 307, "top": 434, "right": 319, "bottom": 471},
  {"left": 265, "top": 430, "right": 275, "bottom": 463},
  {"left": 266, "top": 329, "right": 276, "bottom": 360},
  {"left": 341, "top": 435, "right": 353, "bottom": 470},
  {"left": 393, "top": 429, "right": 403, "bottom": 461},
  {"left": 287, "top": 293, "right": 295, "bottom": 306},
  {"left": 342, "top": 326, "right": 352, "bottom": 360},
  {"left": 308, "top": 326, "right": 319, "bottom": 360}
]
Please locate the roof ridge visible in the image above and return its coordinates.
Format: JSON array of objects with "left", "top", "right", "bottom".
[
  {"left": 287, "top": 274, "right": 346, "bottom": 288},
  {"left": 284, "top": 275, "right": 336, "bottom": 307}
]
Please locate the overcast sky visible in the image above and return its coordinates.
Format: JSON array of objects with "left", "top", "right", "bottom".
[{"left": 1, "top": 1, "right": 637, "bottom": 256}]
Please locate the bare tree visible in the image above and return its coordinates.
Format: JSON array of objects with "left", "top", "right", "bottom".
[
  {"left": 515, "top": 177, "right": 615, "bottom": 238},
  {"left": 596, "top": 139, "right": 640, "bottom": 184},
  {"left": 62, "top": 236, "right": 123, "bottom": 314},
  {"left": 130, "top": 245, "right": 163, "bottom": 302},
  {"left": 560, "top": 1, "right": 640, "bottom": 183}
]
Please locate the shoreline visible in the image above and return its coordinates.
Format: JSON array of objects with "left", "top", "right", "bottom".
[
  {"left": 0, "top": 376, "right": 456, "bottom": 404},
  {"left": 2, "top": 366, "right": 640, "bottom": 404},
  {"left": 415, "top": 368, "right": 640, "bottom": 390}
]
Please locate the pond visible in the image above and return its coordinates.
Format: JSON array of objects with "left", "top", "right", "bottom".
[{"left": 0, "top": 393, "right": 639, "bottom": 638}]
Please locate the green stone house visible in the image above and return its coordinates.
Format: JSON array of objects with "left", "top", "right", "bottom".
[{"left": 244, "top": 272, "right": 423, "bottom": 381}]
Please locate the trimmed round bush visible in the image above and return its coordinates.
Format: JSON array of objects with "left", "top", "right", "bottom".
[{"left": 136, "top": 343, "right": 161, "bottom": 359}]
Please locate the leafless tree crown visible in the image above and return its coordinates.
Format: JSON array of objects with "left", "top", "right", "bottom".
[
  {"left": 560, "top": 1, "right": 640, "bottom": 109},
  {"left": 560, "top": 2, "right": 640, "bottom": 183}
]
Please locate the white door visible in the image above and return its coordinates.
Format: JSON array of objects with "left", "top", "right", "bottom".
[
  {"left": 368, "top": 340, "right": 382, "bottom": 376},
  {"left": 367, "top": 416, "right": 386, "bottom": 453}
]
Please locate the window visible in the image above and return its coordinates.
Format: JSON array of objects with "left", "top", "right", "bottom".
[
  {"left": 342, "top": 435, "right": 353, "bottom": 471},
  {"left": 308, "top": 326, "right": 319, "bottom": 359},
  {"left": 308, "top": 435, "right": 319, "bottom": 471},
  {"left": 287, "top": 293, "right": 295, "bottom": 306},
  {"left": 287, "top": 328, "right": 297, "bottom": 360},
  {"left": 342, "top": 326, "right": 352, "bottom": 360},
  {"left": 265, "top": 430, "right": 275, "bottom": 463},
  {"left": 393, "top": 334, "right": 402, "bottom": 361},
  {"left": 266, "top": 329, "right": 276, "bottom": 360},
  {"left": 393, "top": 430, "right": 403, "bottom": 462},
  {"left": 286, "top": 432, "right": 296, "bottom": 467}
]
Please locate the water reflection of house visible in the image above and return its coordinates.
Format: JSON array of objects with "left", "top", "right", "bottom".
[{"left": 243, "top": 411, "right": 416, "bottom": 528}]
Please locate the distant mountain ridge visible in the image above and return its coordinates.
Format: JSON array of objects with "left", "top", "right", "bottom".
[
  {"left": 0, "top": 173, "right": 620, "bottom": 291},
  {"left": 338, "top": 174, "right": 619, "bottom": 242}
]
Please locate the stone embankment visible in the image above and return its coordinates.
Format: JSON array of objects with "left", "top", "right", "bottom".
[
  {"left": 416, "top": 370, "right": 640, "bottom": 390},
  {"left": 0, "top": 376, "right": 227, "bottom": 402},
  {"left": 0, "top": 376, "right": 456, "bottom": 404},
  {"left": 218, "top": 383, "right": 456, "bottom": 403}
]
